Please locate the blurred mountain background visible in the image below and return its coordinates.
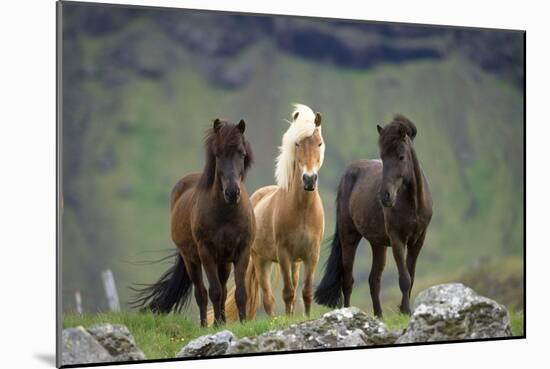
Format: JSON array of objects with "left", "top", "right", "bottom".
[{"left": 61, "top": 3, "right": 524, "bottom": 315}]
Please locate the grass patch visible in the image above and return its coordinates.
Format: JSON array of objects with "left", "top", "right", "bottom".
[
  {"left": 509, "top": 310, "right": 524, "bottom": 336},
  {"left": 382, "top": 311, "right": 410, "bottom": 332},
  {"left": 63, "top": 308, "right": 330, "bottom": 359}
]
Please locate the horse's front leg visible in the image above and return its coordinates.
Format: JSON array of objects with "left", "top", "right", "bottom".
[
  {"left": 302, "top": 252, "right": 319, "bottom": 316},
  {"left": 184, "top": 259, "right": 208, "bottom": 327},
  {"left": 369, "top": 243, "right": 387, "bottom": 318},
  {"left": 291, "top": 262, "right": 300, "bottom": 312},
  {"left": 233, "top": 249, "right": 250, "bottom": 322},
  {"left": 199, "top": 246, "right": 223, "bottom": 325},
  {"left": 278, "top": 251, "right": 295, "bottom": 315},
  {"left": 406, "top": 230, "right": 426, "bottom": 299},
  {"left": 389, "top": 232, "right": 412, "bottom": 315},
  {"left": 218, "top": 263, "right": 232, "bottom": 324}
]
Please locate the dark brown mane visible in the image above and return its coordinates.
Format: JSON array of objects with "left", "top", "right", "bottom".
[
  {"left": 378, "top": 114, "right": 417, "bottom": 155},
  {"left": 198, "top": 120, "right": 254, "bottom": 190}
]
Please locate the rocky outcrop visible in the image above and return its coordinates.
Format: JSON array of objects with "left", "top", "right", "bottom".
[
  {"left": 62, "top": 324, "right": 146, "bottom": 365},
  {"left": 177, "top": 283, "right": 514, "bottom": 357},
  {"left": 396, "top": 283, "right": 513, "bottom": 343},
  {"left": 178, "top": 307, "right": 396, "bottom": 356},
  {"left": 232, "top": 307, "right": 395, "bottom": 354},
  {"left": 62, "top": 284, "right": 514, "bottom": 364},
  {"left": 62, "top": 326, "right": 114, "bottom": 365},
  {"left": 88, "top": 323, "right": 146, "bottom": 361}
]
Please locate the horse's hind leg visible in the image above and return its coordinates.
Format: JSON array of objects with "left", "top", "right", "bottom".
[
  {"left": 341, "top": 224, "right": 362, "bottom": 307},
  {"left": 369, "top": 243, "right": 387, "bottom": 318},
  {"left": 406, "top": 230, "right": 426, "bottom": 299},
  {"left": 218, "top": 263, "right": 232, "bottom": 323},
  {"left": 185, "top": 260, "right": 208, "bottom": 327},
  {"left": 256, "top": 257, "right": 275, "bottom": 316}
]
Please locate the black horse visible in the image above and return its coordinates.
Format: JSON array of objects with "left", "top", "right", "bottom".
[{"left": 315, "top": 115, "right": 433, "bottom": 317}]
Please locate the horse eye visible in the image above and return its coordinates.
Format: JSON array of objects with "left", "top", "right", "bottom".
[
  {"left": 399, "top": 155, "right": 405, "bottom": 161},
  {"left": 318, "top": 142, "right": 323, "bottom": 147},
  {"left": 295, "top": 143, "right": 299, "bottom": 147}
]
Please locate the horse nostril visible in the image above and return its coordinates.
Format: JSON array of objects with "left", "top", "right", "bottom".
[
  {"left": 312, "top": 174, "right": 318, "bottom": 182},
  {"left": 302, "top": 174, "right": 307, "bottom": 182}
]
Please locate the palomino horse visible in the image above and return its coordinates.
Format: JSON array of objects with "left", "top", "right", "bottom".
[
  {"left": 131, "top": 119, "right": 255, "bottom": 326},
  {"left": 214, "top": 104, "right": 325, "bottom": 323},
  {"left": 315, "top": 115, "right": 432, "bottom": 317}
]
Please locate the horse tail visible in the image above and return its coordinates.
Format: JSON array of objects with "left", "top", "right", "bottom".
[
  {"left": 315, "top": 167, "right": 356, "bottom": 308},
  {"left": 129, "top": 252, "right": 193, "bottom": 313},
  {"left": 206, "top": 254, "right": 260, "bottom": 325},
  {"left": 314, "top": 226, "right": 344, "bottom": 308}
]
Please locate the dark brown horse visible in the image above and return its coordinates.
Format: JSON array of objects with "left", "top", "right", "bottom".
[
  {"left": 314, "top": 115, "right": 432, "bottom": 317},
  {"left": 131, "top": 119, "right": 255, "bottom": 326}
]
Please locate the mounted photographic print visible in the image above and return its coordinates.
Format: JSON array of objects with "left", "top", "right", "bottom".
[{"left": 57, "top": 1, "right": 525, "bottom": 367}]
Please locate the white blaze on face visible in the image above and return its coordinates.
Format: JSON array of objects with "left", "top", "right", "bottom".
[{"left": 301, "top": 165, "right": 319, "bottom": 178}]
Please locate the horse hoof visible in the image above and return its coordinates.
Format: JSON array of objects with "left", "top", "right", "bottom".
[{"left": 397, "top": 305, "right": 411, "bottom": 316}]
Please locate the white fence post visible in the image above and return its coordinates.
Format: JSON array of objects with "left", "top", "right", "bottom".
[
  {"left": 75, "top": 290, "right": 83, "bottom": 314},
  {"left": 101, "top": 269, "right": 120, "bottom": 312}
]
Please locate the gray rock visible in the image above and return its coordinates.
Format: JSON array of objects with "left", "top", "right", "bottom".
[
  {"left": 179, "top": 307, "right": 395, "bottom": 357},
  {"left": 62, "top": 326, "right": 114, "bottom": 365},
  {"left": 231, "top": 307, "right": 396, "bottom": 353},
  {"left": 229, "top": 335, "right": 289, "bottom": 354},
  {"left": 396, "top": 283, "right": 513, "bottom": 343},
  {"left": 88, "top": 323, "right": 146, "bottom": 361},
  {"left": 176, "top": 330, "right": 236, "bottom": 358}
]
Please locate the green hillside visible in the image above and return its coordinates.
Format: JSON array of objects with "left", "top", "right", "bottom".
[{"left": 61, "top": 11, "right": 524, "bottom": 315}]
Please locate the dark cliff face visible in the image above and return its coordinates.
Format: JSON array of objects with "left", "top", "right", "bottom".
[{"left": 64, "top": 3, "right": 524, "bottom": 90}]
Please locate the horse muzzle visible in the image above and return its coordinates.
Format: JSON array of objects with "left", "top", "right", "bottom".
[
  {"left": 223, "top": 188, "right": 241, "bottom": 204},
  {"left": 302, "top": 173, "right": 318, "bottom": 191},
  {"left": 380, "top": 190, "right": 396, "bottom": 208}
]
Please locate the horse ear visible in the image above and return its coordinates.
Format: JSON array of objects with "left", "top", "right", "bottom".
[
  {"left": 314, "top": 112, "right": 322, "bottom": 127},
  {"left": 237, "top": 119, "right": 246, "bottom": 134},
  {"left": 377, "top": 124, "right": 383, "bottom": 135},
  {"left": 213, "top": 118, "right": 222, "bottom": 133},
  {"left": 293, "top": 111, "right": 299, "bottom": 121}
]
